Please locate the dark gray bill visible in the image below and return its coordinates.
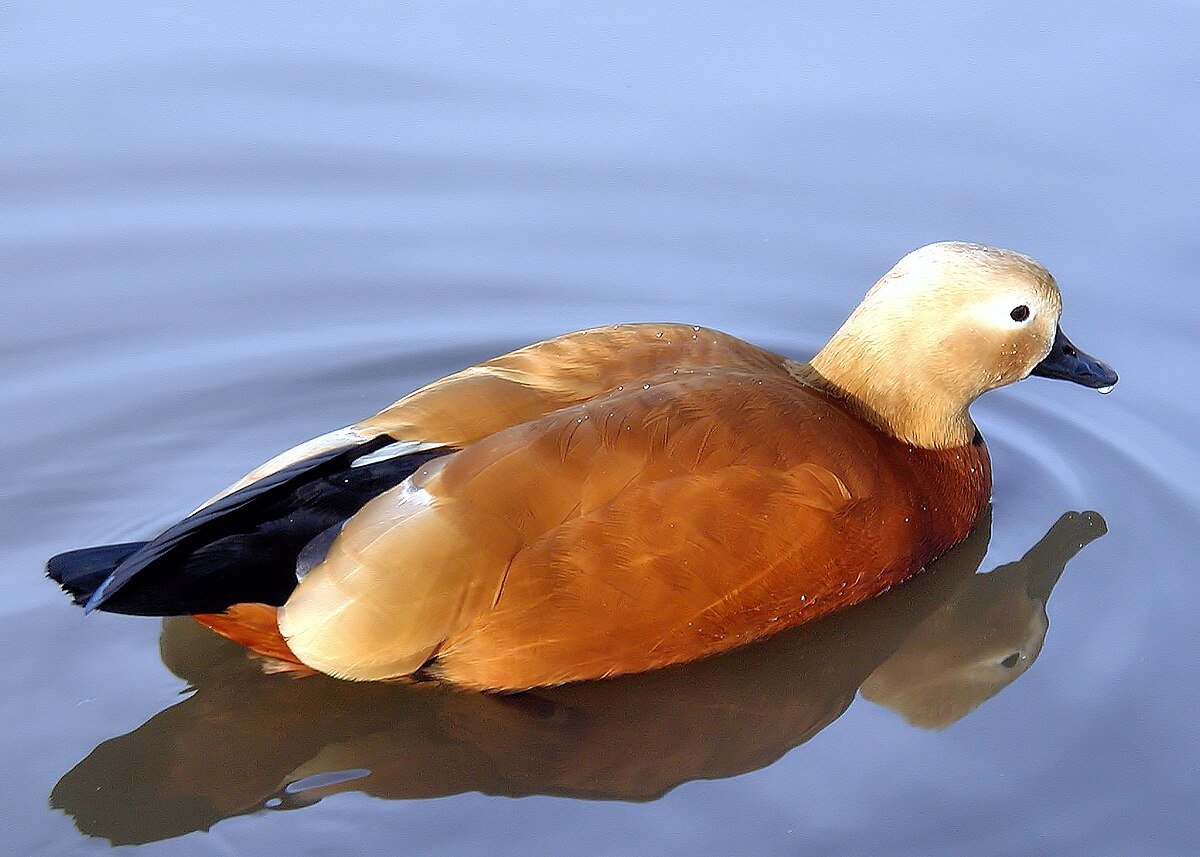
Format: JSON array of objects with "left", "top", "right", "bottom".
[{"left": 1031, "top": 326, "right": 1118, "bottom": 391}]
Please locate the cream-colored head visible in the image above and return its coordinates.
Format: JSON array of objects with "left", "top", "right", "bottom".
[{"left": 808, "top": 242, "right": 1112, "bottom": 448}]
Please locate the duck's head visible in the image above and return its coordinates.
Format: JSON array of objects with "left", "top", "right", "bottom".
[{"left": 808, "top": 242, "right": 1118, "bottom": 448}]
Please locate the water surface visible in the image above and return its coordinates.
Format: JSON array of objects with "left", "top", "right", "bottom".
[{"left": 3, "top": 2, "right": 1198, "bottom": 855}]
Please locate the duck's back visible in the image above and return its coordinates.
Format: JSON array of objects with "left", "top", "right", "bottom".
[{"left": 280, "top": 369, "right": 991, "bottom": 690}]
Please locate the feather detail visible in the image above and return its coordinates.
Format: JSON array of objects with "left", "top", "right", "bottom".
[{"left": 192, "top": 604, "right": 313, "bottom": 675}]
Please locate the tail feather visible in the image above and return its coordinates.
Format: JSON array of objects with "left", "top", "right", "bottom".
[
  {"left": 47, "top": 542, "right": 150, "bottom": 606},
  {"left": 69, "top": 440, "right": 450, "bottom": 618},
  {"left": 192, "top": 605, "right": 313, "bottom": 675}
]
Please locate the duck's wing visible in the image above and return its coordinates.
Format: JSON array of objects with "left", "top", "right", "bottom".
[
  {"left": 80, "top": 438, "right": 451, "bottom": 615},
  {"left": 198, "top": 324, "right": 783, "bottom": 507},
  {"left": 72, "top": 325, "right": 786, "bottom": 618},
  {"left": 357, "top": 323, "right": 791, "bottom": 446},
  {"left": 278, "top": 371, "right": 890, "bottom": 689}
]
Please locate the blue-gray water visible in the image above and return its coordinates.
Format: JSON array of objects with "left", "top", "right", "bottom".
[{"left": 3, "top": 2, "right": 1198, "bottom": 855}]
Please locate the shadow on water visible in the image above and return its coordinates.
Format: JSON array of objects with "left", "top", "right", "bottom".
[{"left": 50, "top": 508, "right": 1105, "bottom": 845}]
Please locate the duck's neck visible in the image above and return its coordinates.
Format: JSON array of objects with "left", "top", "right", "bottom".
[{"left": 797, "top": 332, "right": 977, "bottom": 450}]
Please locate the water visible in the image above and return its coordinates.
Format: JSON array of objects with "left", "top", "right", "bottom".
[{"left": 3, "top": 2, "right": 1198, "bottom": 854}]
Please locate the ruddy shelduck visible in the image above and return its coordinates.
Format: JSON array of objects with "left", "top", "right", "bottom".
[{"left": 48, "top": 242, "right": 1117, "bottom": 690}]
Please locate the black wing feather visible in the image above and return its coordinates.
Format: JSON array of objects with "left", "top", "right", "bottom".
[
  {"left": 47, "top": 541, "right": 150, "bottom": 605},
  {"left": 82, "top": 436, "right": 450, "bottom": 616}
]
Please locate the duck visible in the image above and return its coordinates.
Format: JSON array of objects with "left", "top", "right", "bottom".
[{"left": 46, "top": 241, "right": 1117, "bottom": 691}]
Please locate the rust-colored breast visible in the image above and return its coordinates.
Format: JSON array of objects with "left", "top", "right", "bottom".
[{"left": 426, "top": 379, "right": 992, "bottom": 690}]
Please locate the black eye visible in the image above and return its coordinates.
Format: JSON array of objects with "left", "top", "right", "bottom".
[{"left": 1010, "top": 305, "right": 1030, "bottom": 322}]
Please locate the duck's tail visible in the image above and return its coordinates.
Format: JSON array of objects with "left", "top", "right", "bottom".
[
  {"left": 48, "top": 544, "right": 310, "bottom": 673},
  {"left": 45, "top": 435, "right": 452, "bottom": 671},
  {"left": 192, "top": 604, "right": 312, "bottom": 674},
  {"left": 47, "top": 542, "right": 150, "bottom": 606}
]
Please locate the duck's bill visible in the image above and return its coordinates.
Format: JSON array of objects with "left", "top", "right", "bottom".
[{"left": 1031, "top": 326, "right": 1118, "bottom": 391}]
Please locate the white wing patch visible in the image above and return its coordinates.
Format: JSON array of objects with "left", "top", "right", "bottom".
[
  {"left": 350, "top": 439, "right": 447, "bottom": 469},
  {"left": 192, "top": 426, "right": 376, "bottom": 514}
]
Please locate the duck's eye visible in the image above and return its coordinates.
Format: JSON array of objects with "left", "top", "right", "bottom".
[{"left": 1010, "top": 305, "right": 1030, "bottom": 322}]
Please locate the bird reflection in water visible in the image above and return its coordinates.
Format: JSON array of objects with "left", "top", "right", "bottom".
[{"left": 51, "top": 509, "right": 1106, "bottom": 845}]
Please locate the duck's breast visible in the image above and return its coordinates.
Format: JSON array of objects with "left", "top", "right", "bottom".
[{"left": 428, "top": 379, "right": 991, "bottom": 690}]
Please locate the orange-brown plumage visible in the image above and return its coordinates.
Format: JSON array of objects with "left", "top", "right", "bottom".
[
  {"left": 269, "top": 311, "right": 1002, "bottom": 688},
  {"left": 51, "top": 241, "right": 1115, "bottom": 691},
  {"left": 192, "top": 605, "right": 308, "bottom": 675},
  {"left": 423, "top": 370, "right": 990, "bottom": 689},
  {"left": 200, "top": 330, "right": 991, "bottom": 689}
]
